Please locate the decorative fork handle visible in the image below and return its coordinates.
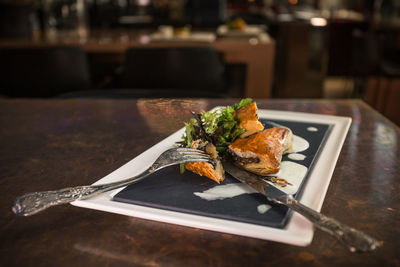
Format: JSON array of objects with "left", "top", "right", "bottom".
[
  {"left": 275, "top": 195, "right": 382, "bottom": 252},
  {"left": 12, "top": 147, "right": 211, "bottom": 216},
  {"left": 12, "top": 170, "right": 152, "bottom": 216}
]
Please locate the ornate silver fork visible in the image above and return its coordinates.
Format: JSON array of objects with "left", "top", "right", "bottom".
[{"left": 12, "top": 148, "right": 212, "bottom": 216}]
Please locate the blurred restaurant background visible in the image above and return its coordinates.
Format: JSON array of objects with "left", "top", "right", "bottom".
[{"left": 0, "top": 0, "right": 399, "bottom": 125}]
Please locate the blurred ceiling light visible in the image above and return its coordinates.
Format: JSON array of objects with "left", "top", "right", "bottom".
[
  {"left": 139, "top": 35, "right": 151, "bottom": 44},
  {"left": 310, "top": 17, "right": 327, "bottom": 27},
  {"left": 61, "top": 5, "right": 69, "bottom": 17},
  {"left": 289, "top": 0, "right": 298, "bottom": 4},
  {"left": 137, "top": 0, "right": 150, "bottom": 6}
]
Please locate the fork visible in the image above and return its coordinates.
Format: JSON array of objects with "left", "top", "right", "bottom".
[{"left": 12, "top": 148, "right": 212, "bottom": 216}]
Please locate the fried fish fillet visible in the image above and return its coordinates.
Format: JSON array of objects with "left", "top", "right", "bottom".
[
  {"left": 228, "top": 127, "right": 293, "bottom": 175},
  {"left": 185, "top": 139, "right": 225, "bottom": 183},
  {"left": 234, "top": 101, "right": 264, "bottom": 138}
]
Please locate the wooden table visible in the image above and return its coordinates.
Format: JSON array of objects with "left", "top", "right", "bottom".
[
  {"left": 0, "top": 30, "right": 275, "bottom": 98},
  {"left": 0, "top": 98, "right": 398, "bottom": 266}
]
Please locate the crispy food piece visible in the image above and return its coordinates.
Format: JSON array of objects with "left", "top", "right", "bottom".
[
  {"left": 185, "top": 139, "right": 225, "bottom": 183},
  {"left": 234, "top": 102, "right": 264, "bottom": 138},
  {"left": 228, "top": 127, "right": 293, "bottom": 175}
]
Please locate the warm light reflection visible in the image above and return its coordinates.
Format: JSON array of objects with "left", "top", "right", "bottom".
[
  {"left": 347, "top": 103, "right": 361, "bottom": 161},
  {"left": 137, "top": 0, "right": 150, "bottom": 6},
  {"left": 139, "top": 35, "right": 151, "bottom": 44},
  {"left": 371, "top": 122, "right": 397, "bottom": 205},
  {"left": 289, "top": 0, "right": 298, "bottom": 5},
  {"left": 137, "top": 99, "right": 208, "bottom": 134},
  {"left": 310, "top": 17, "right": 327, "bottom": 27},
  {"left": 74, "top": 243, "right": 151, "bottom": 265},
  {"left": 374, "top": 122, "right": 397, "bottom": 147}
]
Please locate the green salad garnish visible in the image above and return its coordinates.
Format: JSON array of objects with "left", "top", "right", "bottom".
[{"left": 181, "top": 98, "right": 253, "bottom": 153}]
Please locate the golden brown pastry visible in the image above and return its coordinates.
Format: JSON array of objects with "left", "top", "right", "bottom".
[
  {"left": 185, "top": 139, "right": 225, "bottom": 183},
  {"left": 228, "top": 127, "right": 293, "bottom": 175},
  {"left": 234, "top": 102, "right": 264, "bottom": 138}
]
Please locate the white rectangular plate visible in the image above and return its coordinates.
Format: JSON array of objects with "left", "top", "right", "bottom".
[{"left": 72, "top": 109, "right": 351, "bottom": 246}]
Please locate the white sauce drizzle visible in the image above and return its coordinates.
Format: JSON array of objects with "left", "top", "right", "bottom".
[
  {"left": 257, "top": 204, "right": 271, "bottom": 214},
  {"left": 292, "top": 135, "right": 309, "bottom": 152},
  {"left": 194, "top": 161, "right": 308, "bottom": 200},
  {"left": 271, "top": 161, "right": 308, "bottom": 195},
  {"left": 193, "top": 183, "right": 257, "bottom": 201},
  {"left": 288, "top": 153, "right": 306, "bottom": 161},
  {"left": 307, "top": 127, "right": 318, "bottom": 132}
]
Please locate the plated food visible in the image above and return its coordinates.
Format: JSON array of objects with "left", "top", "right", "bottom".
[
  {"left": 226, "top": 17, "right": 247, "bottom": 30},
  {"left": 180, "top": 99, "right": 293, "bottom": 183}
]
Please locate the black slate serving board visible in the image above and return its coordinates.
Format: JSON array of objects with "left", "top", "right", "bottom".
[{"left": 113, "top": 119, "right": 331, "bottom": 228}]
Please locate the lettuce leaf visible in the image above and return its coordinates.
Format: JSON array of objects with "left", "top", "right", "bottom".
[
  {"left": 181, "top": 98, "right": 253, "bottom": 153},
  {"left": 182, "top": 118, "right": 199, "bottom": 147},
  {"left": 233, "top": 98, "right": 253, "bottom": 110}
]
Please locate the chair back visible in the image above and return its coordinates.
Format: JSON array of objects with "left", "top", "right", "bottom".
[
  {"left": 119, "top": 46, "right": 226, "bottom": 97},
  {"left": 0, "top": 46, "right": 91, "bottom": 97},
  {"left": 0, "top": 3, "right": 34, "bottom": 39}
]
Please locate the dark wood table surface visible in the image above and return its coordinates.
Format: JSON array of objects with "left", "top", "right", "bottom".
[{"left": 0, "top": 98, "right": 398, "bottom": 266}]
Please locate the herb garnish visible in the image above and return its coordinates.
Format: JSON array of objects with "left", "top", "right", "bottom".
[{"left": 181, "top": 98, "right": 253, "bottom": 153}]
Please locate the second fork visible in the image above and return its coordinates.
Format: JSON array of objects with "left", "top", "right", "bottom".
[{"left": 12, "top": 147, "right": 212, "bottom": 216}]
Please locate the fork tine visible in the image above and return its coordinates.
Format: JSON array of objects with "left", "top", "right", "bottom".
[
  {"left": 175, "top": 148, "right": 213, "bottom": 162},
  {"left": 176, "top": 148, "right": 209, "bottom": 156},
  {"left": 182, "top": 152, "right": 209, "bottom": 158},
  {"left": 184, "top": 155, "right": 210, "bottom": 161},
  {"left": 176, "top": 148, "right": 206, "bottom": 153},
  {"left": 180, "top": 158, "right": 213, "bottom": 164},
  {"left": 177, "top": 148, "right": 208, "bottom": 155},
  {"left": 170, "top": 148, "right": 213, "bottom": 164},
  {"left": 180, "top": 151, "right": 207, "bottom": 156},
  {"left": 181, "top": 152, "right": 211, "bottom": 159}
]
